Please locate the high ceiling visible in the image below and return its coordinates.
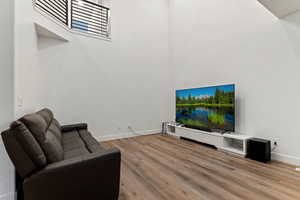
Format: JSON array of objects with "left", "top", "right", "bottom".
[{"left": 258, "top": 0, "right": 300, "bottom": 18}]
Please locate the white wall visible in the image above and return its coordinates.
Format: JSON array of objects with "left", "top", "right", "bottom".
[
  {"left": 169, "top": 0, "right": 300, "bottom": 165},
  {"left": 281, "top": 12, "right": 300, "bottom": 59},
  {"left": 0, "top": 0, "right": 15, "bottom": 199},
  {"left": 15, "top": 0, "right": 171, "bottom": 141},
  {"left": 15, "top": 0, "right": 300, "bottom": 166}
]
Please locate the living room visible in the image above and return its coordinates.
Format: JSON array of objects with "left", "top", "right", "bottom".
[{"left": 1, "top": 0, "right": 300, "bottom": 199}]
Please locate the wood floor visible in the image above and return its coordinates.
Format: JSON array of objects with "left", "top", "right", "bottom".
[{"left": 103, "top": 134, "right": 300, "bottom": 200}]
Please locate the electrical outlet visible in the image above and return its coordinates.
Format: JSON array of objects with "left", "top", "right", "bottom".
[
  {"left": 271, "top": 140, "right": 279, "bottom": 152},
  {"left": 272, "top": 138, "right": 279, "bottom": 146}
]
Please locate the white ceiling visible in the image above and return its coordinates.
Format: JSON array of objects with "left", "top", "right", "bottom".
[{"left": 258, "top": 0, "right": 300, "bottom": 18}]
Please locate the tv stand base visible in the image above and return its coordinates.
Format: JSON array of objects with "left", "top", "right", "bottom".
[
  {"left": 166, "top": 124, "right": 252, "bottom": 156},
  {"left": 167, "top": 125, "right": 224, "bottom": 148}
]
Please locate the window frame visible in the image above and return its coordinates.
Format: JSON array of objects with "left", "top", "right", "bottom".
[{"left": 33, "top": 0, "right": 111, "bottom": 41}]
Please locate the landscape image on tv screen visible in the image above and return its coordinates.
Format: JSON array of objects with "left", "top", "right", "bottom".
[{"left": 176, "top": 84, "right": 235, "bottom": 132}]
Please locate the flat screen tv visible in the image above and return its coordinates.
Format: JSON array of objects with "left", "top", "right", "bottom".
[{"left": 176, "top": 84, "right": 235, "bottom": 133}]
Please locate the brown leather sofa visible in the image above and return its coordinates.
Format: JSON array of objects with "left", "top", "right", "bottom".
[{"left": 1, "top": 108, "right": 121, "bottom": 200}]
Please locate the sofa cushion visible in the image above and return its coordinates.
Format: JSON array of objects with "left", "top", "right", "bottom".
[
  {"left": 62, "top": 131, "right": 85, "bottom": 151},
  {"left": 78, "top": 129, "right": 105, "bottom": 153},
  {"left": 42, "top": 130, "right": 63, "bottom": 163},
  {"left": 20, "top": 113, "right": 48, "bottom": 145},
  {"left": 49, "top": 119, "right": 62, "bottom": 142},
  {"left": 62, "top": 131, "right": 89, "bottom": 159},
  {"left": 63, "top": 148, "right": 89, "bottom": 159},
  {"left": 1, "top": 129, "right": 37, "bottom": 178},
  {"left": 10, "top": 121, "right": 47, "bottom": 168},
  {"left": 36, "top": 108, "right": 53, "bottom": 125},
  {"left": 20, "top": 109, "right": 64, "bottom": 163}
]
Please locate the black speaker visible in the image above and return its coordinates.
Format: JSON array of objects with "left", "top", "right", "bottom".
[{"left": 247, "top": 138, "right": 271, "bottom": 163}]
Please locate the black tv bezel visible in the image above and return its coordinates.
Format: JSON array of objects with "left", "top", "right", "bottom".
[{"left": 175, "top": 84, "right": 235, "bottom": 133}]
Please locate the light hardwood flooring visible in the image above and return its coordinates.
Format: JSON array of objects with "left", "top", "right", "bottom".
[{"left": 103, "top": 134, "right": 300, "bottom": 200}]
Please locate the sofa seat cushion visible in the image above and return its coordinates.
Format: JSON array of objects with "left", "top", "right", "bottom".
[
  {"left": 62, "top": 130, "right": 89, "bottom": 159},
  {"left": 62, "top": 129, "right": 105, "bottom": 160},
  {"left": 78, "top": 129, "right": 105, "bottom": 153},
  {"left": 62, "top": 131, "right": 85, "bottom": 151},
  {"left": 43, "top": 131, "right": 64, "bottom": 162},
  {"left": 64, "top": 148, "right": 89, "bottom": 159}
]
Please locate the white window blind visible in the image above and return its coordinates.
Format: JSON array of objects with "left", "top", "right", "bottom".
[
  {"left": 71, "top": 0, "right": 110, "bottom": 37},
  {"left": 35, "top": 0, "right": 69, "bottom": 26},
  {"left": 34, "top": 0, "right": 111, "bottom": 39}
]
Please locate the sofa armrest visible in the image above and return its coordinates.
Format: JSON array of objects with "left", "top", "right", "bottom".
[
  {"left": 23, "top": 148, "right": 121, "bottom": 200},
  {"left": 61, "top": 123, "right": 88, "bottom": 132}
]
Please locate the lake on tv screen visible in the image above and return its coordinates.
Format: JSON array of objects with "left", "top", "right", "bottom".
[{"left": 176, "top": 85, "right": 235, "bottom": 131}]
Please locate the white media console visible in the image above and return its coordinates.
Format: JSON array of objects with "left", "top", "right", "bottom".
[{"left": 166, "top": 124, "right": 252, "bottom": 156}]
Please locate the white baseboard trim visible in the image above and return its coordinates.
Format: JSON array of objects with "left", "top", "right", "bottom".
[
  {"left": 96, "top": 129, "right": 161, "bottom": 142},
  {"left": 272, "top": 152, "right": 300, "bottom": 166}
]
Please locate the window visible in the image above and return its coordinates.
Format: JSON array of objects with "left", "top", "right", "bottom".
[
  {"left": 35, "top": 0, "right": 69, "bottom": 26},
  {"left": 71, "top": 0, "right": 110, "bottom": 37},
  {"left": 34, "top": 0, "right": 111, "bottom": 39}
]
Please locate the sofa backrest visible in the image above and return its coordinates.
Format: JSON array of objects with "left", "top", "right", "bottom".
[
  {"left": 2, "top": 127, "right": 42, "bottom": 178},
  {"left": 1, "top": 108, "right": 64, "bottom": 178},
  {"left": 20, "top": 108, "right": 64, "bottom": 163}
]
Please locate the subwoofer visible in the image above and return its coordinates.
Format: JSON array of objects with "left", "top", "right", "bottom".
[{"left": 247, "top": 138, "right": 271, "bottom": 163}]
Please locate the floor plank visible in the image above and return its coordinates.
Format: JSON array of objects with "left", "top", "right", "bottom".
[{"left": 103, "top": 134, "right": 300, "bottom": 200}]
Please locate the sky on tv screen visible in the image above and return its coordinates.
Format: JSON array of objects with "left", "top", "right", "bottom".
[{"left": 176, "top": 84, "right": 235, "bottom": 98}]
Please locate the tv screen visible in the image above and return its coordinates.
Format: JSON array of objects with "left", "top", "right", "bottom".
[{"left": 176, "top": 84, "right": 235, "bottom": 133}]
